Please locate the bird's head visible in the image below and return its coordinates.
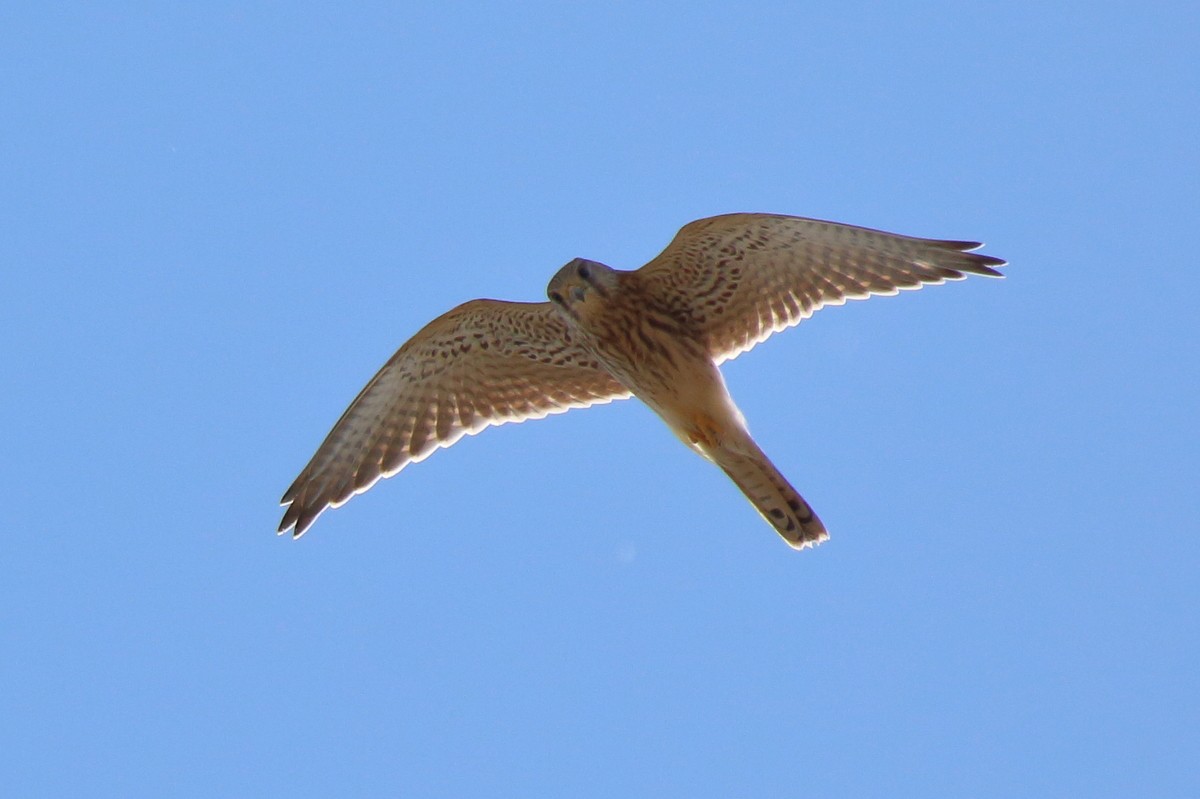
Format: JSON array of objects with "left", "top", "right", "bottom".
[{"left": 547, "top": 258, "right": 620, "bottom": 321}]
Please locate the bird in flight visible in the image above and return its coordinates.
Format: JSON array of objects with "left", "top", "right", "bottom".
[{"left": 279, "top": 213, "right": 1004, "bottom": 548}]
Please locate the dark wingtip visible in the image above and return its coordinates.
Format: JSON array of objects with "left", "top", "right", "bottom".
[
  {"left": 277, "top": 496, "right": 313, "bottom": 538},
  {"left": 957, "top": 245, "right": 1007, "bottom": 277},
  {"left": 931, "top": 239, "right": 1006, "bottom": 277},
  {"left": 277, "top": 506, "right": 296, "bottom": 535},
  {"left": 961, "top": 242, "right": 1006, "bottom": 269},
  {"left": 972, "top": 253, "right": 1007, "bottom": 267},
  {"left": 291, "top": 504, "right": 320, "bottom": 539},
  {"left": 276, "top": 512, "right": 312, "bottom": 539},
  {"left": 967, "top": 260, "right": 1006, "bottom": 278},
  {"left": 280, "top": 477, "right": 302, "bottom": 504},
  {"left": 278, "top": 474, "right": 307, "bottom": 535}
]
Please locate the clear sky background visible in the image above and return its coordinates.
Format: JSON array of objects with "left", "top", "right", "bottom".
[{"left": 3, "top": 2, "right": 1198, "bottom": 796}]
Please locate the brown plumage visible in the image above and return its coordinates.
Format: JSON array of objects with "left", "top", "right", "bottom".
[{"left": 280, "top": 213, "right": 1004, "bottom": 547}]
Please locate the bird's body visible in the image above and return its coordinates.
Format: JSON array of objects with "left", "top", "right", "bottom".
[
  {"left": 280, "top": 213, "right": 1005, "bottom": 548},
  {"left": 545, "top": 258, "right": 826, "bottom": 545}
]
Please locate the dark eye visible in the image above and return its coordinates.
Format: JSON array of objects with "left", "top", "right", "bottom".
[
  {"left": 548, "top": 290, "right": 564, "bottom": 305},
  {"left": 577, "top": 263, "right": 590, "bottom": 280}
]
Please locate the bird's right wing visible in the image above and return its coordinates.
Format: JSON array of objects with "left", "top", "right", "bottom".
[
  {"left": 279, "top": 299, "right": 630, "bottom": 537},
  {"left": 635, "top": 213, "right": 1006, "bottom": 363}
]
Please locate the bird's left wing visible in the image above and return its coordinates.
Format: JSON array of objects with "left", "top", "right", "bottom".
[
  {"left": 279, "top": 299, "right": 630, "bottom": 537},
  {"left": 635, "top": 213, "right": 1006, "bottom": 363}
]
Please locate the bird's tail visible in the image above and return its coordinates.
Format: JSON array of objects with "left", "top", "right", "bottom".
[{"left": 710, "top": 439, "right": 828, "bottom": 550}]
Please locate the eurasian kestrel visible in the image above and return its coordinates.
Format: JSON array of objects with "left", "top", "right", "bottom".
[{"left": 279, "top": 213, "right": 1004, "bottom": 548}]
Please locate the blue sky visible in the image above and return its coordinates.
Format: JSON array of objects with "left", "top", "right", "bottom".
[{"left": 3, "top": 2, "right": 1198, "bottom": 796}]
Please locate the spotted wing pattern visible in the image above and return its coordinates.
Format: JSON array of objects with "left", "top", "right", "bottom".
[
  {"left": 279, "top": 300, "right": 630, "bottom": 537},
  {"left": 635, "top": 214, "right": 1006, "bottom": 363}
]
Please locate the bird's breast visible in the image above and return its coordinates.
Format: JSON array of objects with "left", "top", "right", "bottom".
[{"left": 575, "top": 300, "right": 722, "bottom": 419}]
